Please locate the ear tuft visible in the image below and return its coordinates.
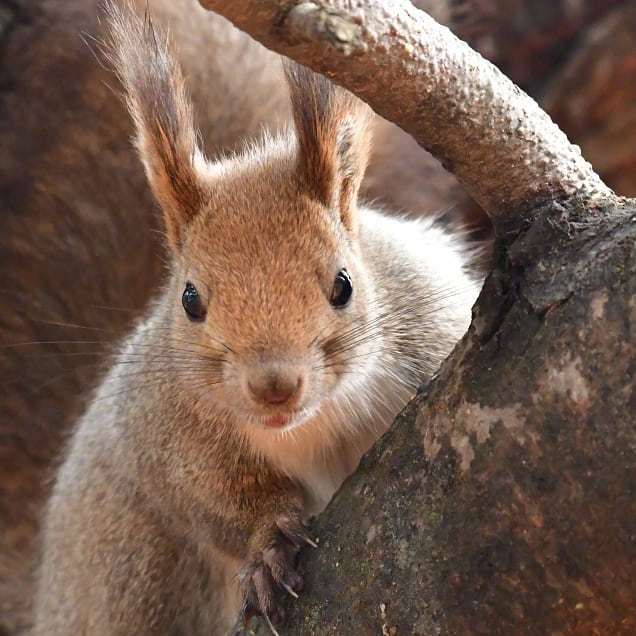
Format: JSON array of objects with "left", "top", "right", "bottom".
[
  {"left": 284, "top": 62, "right": 372, "bottom": 232},
  {"left": 103, "top": 1, "right": 205, "bottom": 248}
]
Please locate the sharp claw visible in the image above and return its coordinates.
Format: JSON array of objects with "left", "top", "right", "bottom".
[
  {"left": 276, "top": 515, "right": 317, "bottom": 548},
  {"left": 264, "top": 612, "right": 281, "bottom": 636},
  {"left": 281, "top": 582, "right": 299, "bottom": 599},
  {"left": 242, "top": 515, "right": 308, "bottom": 633}
]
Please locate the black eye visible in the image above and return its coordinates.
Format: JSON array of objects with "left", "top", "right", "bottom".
[
  {"left": 182, "top": 282, "right": 206, "bottom": 321},
  {"left": 330, "top": 269, "right": 353, "bottom": 308}
]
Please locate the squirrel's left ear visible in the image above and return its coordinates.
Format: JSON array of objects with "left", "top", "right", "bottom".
[{"left": 284, "top": 62, "right": 372, "bottom": 233}]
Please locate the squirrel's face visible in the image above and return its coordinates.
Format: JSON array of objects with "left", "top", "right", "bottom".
[
  {"left": 111, "top": 19, "right": 373, "bottom": 430},
  {"left": 168, "top": 154, "right": 377, "bottom": 431}
]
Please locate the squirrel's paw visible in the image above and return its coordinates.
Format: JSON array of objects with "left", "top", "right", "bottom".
[{"left": 240, "top": 515, "right": 313, "bottom": 628}]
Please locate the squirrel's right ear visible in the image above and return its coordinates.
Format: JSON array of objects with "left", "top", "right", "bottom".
[
  {"left": 104, "top": 1, "right": 206, "bottom": 249},
  {"left": 284, "top": 62, "right": 372, "bottom": 233}
]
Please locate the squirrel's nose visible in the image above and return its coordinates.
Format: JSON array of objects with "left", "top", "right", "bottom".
[{"left": 247, "top": 373, "right": 302, "bottom": 406}]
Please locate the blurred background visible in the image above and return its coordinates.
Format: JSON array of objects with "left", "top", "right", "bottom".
[{"left": 0, "top": 0, "right": 634, "bottom": 632}]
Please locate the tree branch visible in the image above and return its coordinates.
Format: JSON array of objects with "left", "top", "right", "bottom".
[{"left": 199, "top": 0, "right": 614, "bottom": 229}]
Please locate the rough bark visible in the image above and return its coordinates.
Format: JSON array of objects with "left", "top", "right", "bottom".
[
  {"left": 198, "top": 0, "right": 613, "bottom": 224},
  {"left": 412, "top": 0, "right": 636, "bottom": 198}
]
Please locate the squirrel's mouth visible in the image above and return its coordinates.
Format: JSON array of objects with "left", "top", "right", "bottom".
[
  {"left": 257, "top": 404, "right": 318, "bottom": 431},
  {"left": 264, "top": 414, "right": 291, "bottom": 429}
]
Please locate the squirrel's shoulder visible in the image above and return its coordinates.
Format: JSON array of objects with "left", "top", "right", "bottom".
[{"left": 357, "top": 206, "right": 476, "bottom": 277}]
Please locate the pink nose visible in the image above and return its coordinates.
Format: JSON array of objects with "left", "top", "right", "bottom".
[{"left": 247, "top": 375, "right": 301, "bottom": 406}]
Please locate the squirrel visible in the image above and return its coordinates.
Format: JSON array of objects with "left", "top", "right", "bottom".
[{"left": 33, "top": 3, "right": 483, "bottom": 634}]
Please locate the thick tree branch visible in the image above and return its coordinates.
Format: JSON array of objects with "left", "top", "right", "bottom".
[{"left": 199, "top": 0, "right": 614, "bottom": 229}]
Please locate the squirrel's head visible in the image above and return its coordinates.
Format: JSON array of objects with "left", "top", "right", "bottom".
[{"left": 108, "top": 4, "right": 378, "bottom": 432}]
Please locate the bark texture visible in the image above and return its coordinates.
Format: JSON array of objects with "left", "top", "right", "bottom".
[
  {"left": 420, "top": 0, "right": 636, "bottom": 199},
  {"left": 199, "top": 0, "right": 613, "bottom": 223}
]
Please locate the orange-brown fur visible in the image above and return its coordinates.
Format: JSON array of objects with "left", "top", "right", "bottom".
[
  {"left": 1, "top": 1, "right": 488, "bottom": 633},
  {"left": 31, "top": 4, "right": 484, "bottom": 634}
]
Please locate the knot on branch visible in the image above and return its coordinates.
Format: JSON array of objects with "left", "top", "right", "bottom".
[{"left": 285, "top": 2, "right": 364, "bottom": 55}]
